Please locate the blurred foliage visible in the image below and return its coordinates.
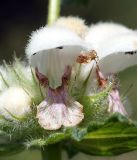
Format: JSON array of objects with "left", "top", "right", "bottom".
[
  {"left": 1, "top": 0, "right": 137, "bottom": 61},
  {"left": 62, "top": 0, "right": 89, "bottom": 5}
]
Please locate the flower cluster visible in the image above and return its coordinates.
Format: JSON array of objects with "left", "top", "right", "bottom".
[{"left": 0, "top": 17, "right": 137, "bottom": 133}]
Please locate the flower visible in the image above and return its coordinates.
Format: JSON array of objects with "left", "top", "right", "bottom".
[
  {"left": 25, "top": 22, "right": 137, "bottom": 130},
  {"left": 85, "top": 22, "right": 137, "bottom": 117},
  {"left": 26, "top": 26, "right": 93, "bottom": 130},
  {"left": 95, "top": 64, "right": 128, "bottom": 116}
]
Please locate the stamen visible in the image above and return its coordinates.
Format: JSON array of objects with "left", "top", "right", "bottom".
[
  {"left": 96, "top": 65, "right": 108, "bottom": 88},
  {"left": 62, "top": 66, "right": 72, "bottom": 85},
  {"left": 35, "top": 67, "right": 49, "bottom": 87},
  {"left": 76, "top": 50, "right": 97, "bottom": 63}
]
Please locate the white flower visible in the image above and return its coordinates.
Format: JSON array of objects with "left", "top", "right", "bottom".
[
  {"left": 25, "top": 22, "right": 137, "bottom": 129},
  {"left": 85, "top": 23, "right": 137, "bottom": 116},
  {"left": 0, "top": 86, "right": 31, "bottom": 119},
  {"left": 85, "top": 22, "right": 137, "bottom": 113},
  {"left": 26, "top": 26, "right": 92, "bottom": 130},
  {"left": 85, "top": 22, "right": 137, "bottom": 74}
]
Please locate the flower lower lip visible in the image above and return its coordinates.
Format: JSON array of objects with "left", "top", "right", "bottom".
[{"left": 37, "top": 86, "right": 84, "bottom": 130}]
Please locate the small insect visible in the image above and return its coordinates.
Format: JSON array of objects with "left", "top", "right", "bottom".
[{"left": 76, "top": 50, "right": 98, "bottom": 63}]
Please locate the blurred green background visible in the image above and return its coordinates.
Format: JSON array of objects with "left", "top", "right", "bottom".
[
  {"left": 1, "top": 0, "right": 137, "bottom": 61},
  {"left": 0, "top": 0, "right": 137, "bottom": 159}
]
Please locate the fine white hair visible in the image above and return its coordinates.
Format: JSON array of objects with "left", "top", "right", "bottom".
[
  {"left": 0, "top": 86, "right": 31, "bottom": 119},
  {"left": 85, "top": 22, "right": 133, "bottom": 50},
  {"left": 25, "top": 26, "right": 90, "bottom": 88},
  {"left": 85, "top": 22, "right": 137, "bottom": 73},
  {"left": 53, "top": 16, "right": 88, "bottom": 38},
  {"left": 26, "top": 26, "right": 87, "bottom": 57}
]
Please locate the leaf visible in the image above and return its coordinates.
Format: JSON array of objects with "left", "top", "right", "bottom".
[
  {"left": 64, "top": 127, "right": 88, "bottom": 141},
  {"left": 72, "top": 114, "right": 137, "bottom": 156}
]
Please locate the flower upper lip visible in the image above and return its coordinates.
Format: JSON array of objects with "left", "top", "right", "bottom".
[{"left": 26, "top": 26, "right": 87, "bottom": 56}]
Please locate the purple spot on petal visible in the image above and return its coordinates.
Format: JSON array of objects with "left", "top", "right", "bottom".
[{"left": 37, "top": 85, "right": 84, "bottom": 130}]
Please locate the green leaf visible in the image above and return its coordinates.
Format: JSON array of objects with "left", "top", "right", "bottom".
[
  {"left": 64, "top": 127, "right": 87, "bottom": 141},
  {"left": 72, "top": 114, "right": 137, "bottom": 156}
]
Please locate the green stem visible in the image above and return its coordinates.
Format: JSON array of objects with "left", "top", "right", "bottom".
[
  {"left": 41, "top": 143, "right": 62, "bottom": 160},
  {"left": 47, "top": 0, "right": 61, "bottom": 25}
]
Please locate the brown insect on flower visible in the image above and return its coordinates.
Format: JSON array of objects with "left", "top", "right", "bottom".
[{"left": 76, "top": 50, "right": 98, "bottom": 63}]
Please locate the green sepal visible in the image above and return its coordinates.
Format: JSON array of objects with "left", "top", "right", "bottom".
[{"left": 79, "top": 85, "right": 112, "bottom": 125}]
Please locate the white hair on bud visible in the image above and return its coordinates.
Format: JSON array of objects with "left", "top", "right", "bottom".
[
  {"left": 0, "top": 86, "right": 31, "bottom": 119},
  {"left": 53, "top": 16, "right": 88, "bottom": 38},
  {"left": 26, "top": 26, "right": 87, "bottom": 57}
]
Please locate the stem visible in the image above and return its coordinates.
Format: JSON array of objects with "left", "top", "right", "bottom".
[
  {"left": 47, "top": 0, "right": 61, "bottom": 25},
  {"left": 41, "top": 143, "right": 62, "bottom": 160}
]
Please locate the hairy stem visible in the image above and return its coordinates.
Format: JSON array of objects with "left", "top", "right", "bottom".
[{"left": 47, "top": 0, "right": 61, "bottom": 25}]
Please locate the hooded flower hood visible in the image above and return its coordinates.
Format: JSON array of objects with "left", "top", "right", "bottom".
[
  {"left": 85, "top": 22, "right": 137, "bottom": 74},
  {"left": 26, "top": 26, "right": 89, "bottom": 89}
]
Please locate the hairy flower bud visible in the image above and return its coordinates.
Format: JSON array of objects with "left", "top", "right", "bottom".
[{"left": 0, "top": 86, "right": 31, "bottom": 119}]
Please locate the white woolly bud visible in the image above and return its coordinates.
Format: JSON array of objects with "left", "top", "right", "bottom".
[
  {"left": 0, "top": 86, "right": 31, "bottom": 119},
  {"left": 53, "top": 16, "right": 88, "bottom": 38}
]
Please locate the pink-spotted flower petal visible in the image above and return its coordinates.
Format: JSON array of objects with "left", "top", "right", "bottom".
[
  {"left": 37, "top": 86, "right": 84, "bottom": 130},
  {"left": 108, "top": 89, "right": 128, "bottom": 116}
]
